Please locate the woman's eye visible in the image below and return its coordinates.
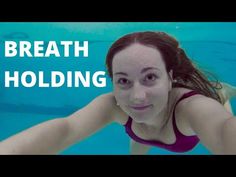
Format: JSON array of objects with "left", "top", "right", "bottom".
[
  {"left": 117, "top": 78, "right": 130, "bottom": 85},
  {"left": 144, "top": 74, "right": 158, "bottom": 81}
]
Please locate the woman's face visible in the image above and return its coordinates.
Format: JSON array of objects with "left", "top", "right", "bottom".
[{"left": 112, "top": 43, "right": 172, "bottom": 123}]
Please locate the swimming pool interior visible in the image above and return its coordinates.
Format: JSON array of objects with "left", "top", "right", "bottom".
[{"left": 0, "top": 22, "right": 235, "bottom": 154}]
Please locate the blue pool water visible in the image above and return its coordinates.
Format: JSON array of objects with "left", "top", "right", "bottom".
[{"left": 0, "top": 22, "right": 235, "bottom": 155}]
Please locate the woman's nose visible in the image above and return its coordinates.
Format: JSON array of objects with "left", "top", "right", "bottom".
[{"left": 129, "top": 82, "right": 146, "bottom": 103}]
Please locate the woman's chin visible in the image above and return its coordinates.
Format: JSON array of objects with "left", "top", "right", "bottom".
[{"left": 129, "top": 113, "right": 153, "bottom": 123}]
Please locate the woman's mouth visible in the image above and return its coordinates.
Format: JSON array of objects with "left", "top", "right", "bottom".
[{"left": 129, "top": 104, "right": 153, "bottom": 111}]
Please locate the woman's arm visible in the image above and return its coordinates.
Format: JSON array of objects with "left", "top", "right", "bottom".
[
  {"left": 221, "top": 118, "right": 236, "bottom": 154},
  {"left": 0, "top": 93, "right": 116, "bottom": 154},
  {"left": 176, "top": 95, "right": 235, "bottom": 154},
  {"left": 0, "top": 118, "right": 71, "bottom": 154}
]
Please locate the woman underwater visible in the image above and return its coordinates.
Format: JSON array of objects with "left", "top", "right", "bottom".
[{"left": 0, "top": 31, "right": 236, "bottom": 154}]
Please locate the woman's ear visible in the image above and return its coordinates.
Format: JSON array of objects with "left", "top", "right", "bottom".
[
  {"left": 169, "top": 70, "right": 174, "bottom": 81},
  {"left": 168, "top": 70, "right": 174, "bottom": 90}
]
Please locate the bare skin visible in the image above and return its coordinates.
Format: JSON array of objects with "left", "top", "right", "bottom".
[
  {"left": 0, "top": 44, "right": 235, "bottom": 155},
  {"left": 129, "top": 84, "right": 236, "bottom": 155},
  {"left": 0, "top": 85, "right": 235, "bottom": 154},
  {"left": 217, "top": 82, "right": 236, "bottom": 114}
]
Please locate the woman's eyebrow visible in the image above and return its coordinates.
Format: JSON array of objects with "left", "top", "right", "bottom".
[
  {"left": 114, "top": 67, "right": 161, "bottom": 76},
  {"left": 114, "top": 72, "right": 128, "bottom": 76},
  {"left": 141, "top": 67, "right": 161, "bottom": 74}
]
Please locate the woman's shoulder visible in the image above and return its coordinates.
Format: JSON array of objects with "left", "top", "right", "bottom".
[
  {"left": 170, "top": 87, "right": 207, "bottom": 136},
  {"left": 172, "top": 87, "right": 196, "bottom": 96},
  {"left": 171, "top": 87, "right": 205, "bottom": 101},
  {"left": 97, "top": 92, "right": 129, "bottom": 125},
  {"left": 172, "top": 87, "right": 208, "bottom": 111},
  {"left": 173, "top": 86, "right": 232, "bottom": 137}
]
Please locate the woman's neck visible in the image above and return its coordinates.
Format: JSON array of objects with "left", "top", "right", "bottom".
[{"left": 138, "top": 90, "right": 176, "bottom": 134}]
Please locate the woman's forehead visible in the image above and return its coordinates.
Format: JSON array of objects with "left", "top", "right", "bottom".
[{"left": 112, "top": 43, "right": 166, "bottom": 73}]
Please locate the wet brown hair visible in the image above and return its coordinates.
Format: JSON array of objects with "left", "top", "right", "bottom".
[{"left": 105, "top": 31, "right": 223, "bottom": 104}]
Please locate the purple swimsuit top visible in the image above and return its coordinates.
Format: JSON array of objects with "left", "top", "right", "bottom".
[{"left": 124, "top": 90, "right": 200, "bottom": 153}]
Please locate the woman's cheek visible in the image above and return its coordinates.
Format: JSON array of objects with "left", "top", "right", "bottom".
[{"left": 114, "top": 89, "right": 129, "bottom": 105}]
